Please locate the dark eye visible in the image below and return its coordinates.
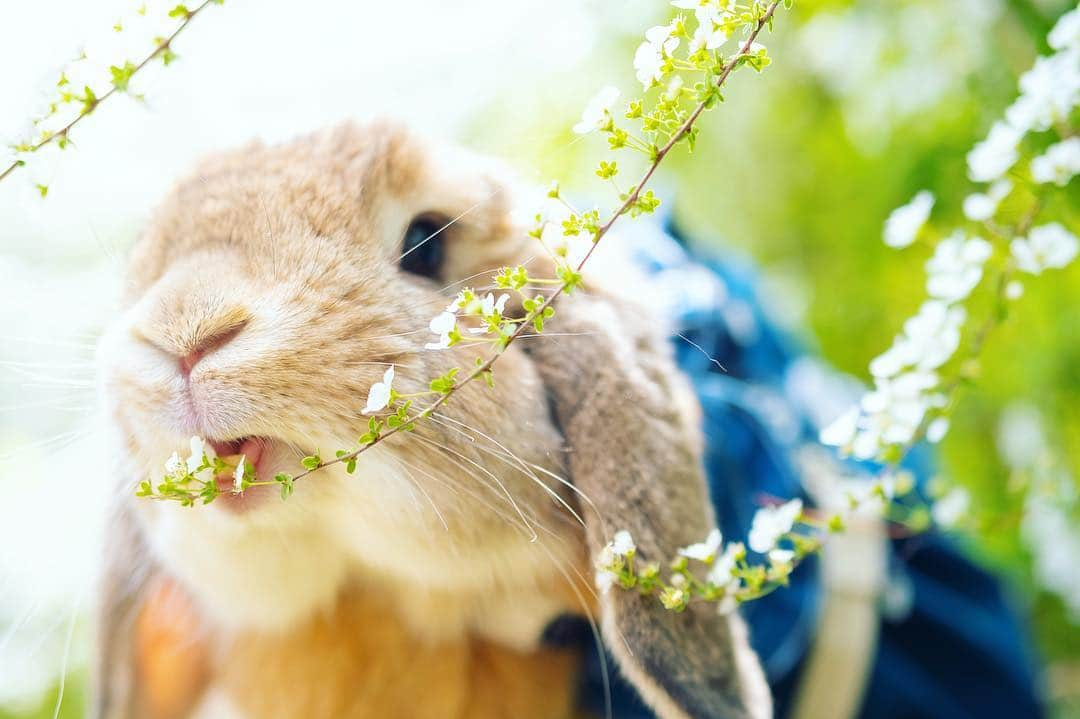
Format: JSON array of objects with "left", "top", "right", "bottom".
[{"left": 399, "top": 216, "right": 446, "bottom": 278}]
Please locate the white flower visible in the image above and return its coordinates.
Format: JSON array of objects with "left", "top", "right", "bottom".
[
  {"left": 634, "top": 23, "right": 679, "bottom": 89},
  {"left": 962, "top": 179, "right": 1012, "bottom": 222},
  {"left": 869, "top": 301, "right": 966, "bottom": 378},
  {"left": 883, "top": 191, "right": 934, "bottom": 248},
  {"left": 595, "top": 568, "right": 617, "bottom": 594},
  {"left": 689, "top": 9, "right": 729, "bottom": 52},
  {"left": 926, "top": 233, "right": 993, "bottom": 302},
  {"left": 362, "top": 366, "right": 395, "bottom": 414},
  {"left": 707, "top": 542, "right": 743, "bottom": 585},
  {"left": 165, "top": 451, "right": 182, "bottom": 474},
  {"left": 820, "top": 405, "right": 859, "bottom": 449},
  {"left": 572, "top": 86, "right": 620, "bottom": 135},
  {"left": 425, "top": 311, "right": 457, "bottom": 350},
  {"left": 966, "top": 122, "right": 1022, "bottom": 182},
  {"left": 926, "top": 417, "right": 950, "bottom": 444},
  {"left": 768, "top": 548, "right": 795, "bottom": 566},
  {"left": 1006, "top": 51, "right": 1080, "bottom": 133},
  {"left": 1049, "top": 7, "right": 1080, "bottom": 51},
  {"left": 480, "top": 292, "right": 510, "bottom": 316},
  {"left": 1011, "top": 223, "right": 1079, "bottom": 275},
  {"left": 645, "top": 21, "right": 679, "bottom": 48},
  {"left": 1031, "top": 137, "right": 1080, "bottom": 187},
  {"left": 634, "top": 43, "right": 665, "bottom": 89},
  {"left": 932, "top": 487, "right": 970, "bottom": 527},
  {"left": 445, "top": 294, "right": 466, "bottom": 314},
  {"left": 996, "top": 404, "right": 1047, "bottom": 471},
  {"left": 748, "top": 499, "right": 802, "bottom": 554},
  {"left": 1005, "top": 280, "right": 1024, "bottom": 300},
  {"left": 611, "top": 529, "right": 636, "bottom": 557},
  {"left": 679, "top": 528, "right": 722, "bottom": 562},
  {"left": 233, "top": 455, "right": 246, "bottom": 493},
  {"left": 187, "top": 436, "right": 208, "bottom": 473},
  {"left": 850, "top": 371, "right": 941, "bottom": 459}
]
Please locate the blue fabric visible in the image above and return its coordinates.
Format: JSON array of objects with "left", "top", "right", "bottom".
[{"left": 570, "top": 220, "right": 1044, "bottom": 719}]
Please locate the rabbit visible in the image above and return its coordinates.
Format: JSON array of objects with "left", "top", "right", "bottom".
[{"left": 92, "top": 119, "right": 772, "bottom": 719}]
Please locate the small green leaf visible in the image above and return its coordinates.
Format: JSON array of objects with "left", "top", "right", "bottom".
[
  {"left": 429, "top": 367, "right": 460, "bottom": 394},
  {"left": 275, "top": 473, "right": 294, "bottom": 500},
  {"left": 109, "top": 61, "right": 137, "bottom": 92}
]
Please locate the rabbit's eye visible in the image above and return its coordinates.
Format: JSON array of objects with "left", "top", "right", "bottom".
[{"left": 400, "top": 216, "right": 445, "bottom": 278}]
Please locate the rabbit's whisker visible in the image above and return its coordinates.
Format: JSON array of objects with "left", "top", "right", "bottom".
[
  {"left": 532, "top": 541, "right": 613, "bottom": 719},
  {"left": 0, "top": 427, "right": 91, "bottom": 463},
  {"left": 398, "top": 455, "right": 541, "bottom": 542},
  {"left": 429, "top": 413, "right": 587, "bottom": 531},
  {"left": 431, "top": 412, "right": 607, "bottom": 534},
  {"left": 396, "top": 458, "right": 450, "bottom": 532},
  {"left": 353, "top": 328, "right": 429, "bottom": 341},
  {"left": 408, "top": 433, "right": 538, "bottom": 542}
]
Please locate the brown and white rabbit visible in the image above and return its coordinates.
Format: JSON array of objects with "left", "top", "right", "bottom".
[{"left": 93, "top": 120, "right": 772, "bottom": 719}]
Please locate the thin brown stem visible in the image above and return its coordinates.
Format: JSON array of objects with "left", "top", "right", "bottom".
[
  {"left": 0, "top": 0, "right": 218, "bottom": 185},
  {"left": 290, "top": 1, "right": 785, "bottom": 485}
]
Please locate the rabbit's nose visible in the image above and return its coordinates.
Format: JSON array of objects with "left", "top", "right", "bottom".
[
  {"left": 178, "top": 319, "right": 248, "bottom": 375},
  {"left": 133, "top": 301, "right": 252, "bottom": 375}
]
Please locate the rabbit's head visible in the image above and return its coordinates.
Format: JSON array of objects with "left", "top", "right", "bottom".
[
  {"left": 97, "top": 120, "right": 770, "bottom": 718},
  {"left": 99, "top": 120, "right": 578, "bottom": 633}
]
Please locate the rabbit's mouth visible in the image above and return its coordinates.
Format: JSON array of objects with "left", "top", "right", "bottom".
[{"left": 205, "top": 436, "right": 275, "bottom": 507}]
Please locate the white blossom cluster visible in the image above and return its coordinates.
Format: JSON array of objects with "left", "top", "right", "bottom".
[
  {"left": 425, "top": 290, "right": 510, "bottom": 350},
  {"left": 967, "top": 5, "right": 1080, "bottom": 186},
  {"left": 820, "top": 6, "right": 1080, "bottom": 486},
  {"left": 595, "top": 498, "right": 804, "bottom": 613}
]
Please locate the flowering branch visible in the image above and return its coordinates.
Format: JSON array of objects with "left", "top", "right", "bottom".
[
  {"left": 288, "top": 0, "right": 786, "bottom": 482},
  {"left": 142, "top": 0, "right": 792, "bottom": 505},
  {"left": 0, "top": 0, "right": 222, "bottom": 188}
]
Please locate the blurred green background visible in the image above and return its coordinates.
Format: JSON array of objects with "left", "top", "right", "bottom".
[{"left": 1, "top": 0, "right": 1077, "bottom": 717}]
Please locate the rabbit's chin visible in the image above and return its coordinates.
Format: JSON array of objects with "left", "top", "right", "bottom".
[{"left": 132, "top": 438, "right": 584, "bottom": 646}]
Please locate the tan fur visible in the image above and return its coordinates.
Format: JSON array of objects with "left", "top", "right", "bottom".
[
  {"left": 134, "top": 581, "right": 210, "bottom": 719},
  {"left": 219, "top": 590, "right": 587, "bottom": 719},
  {"left": 95, "top": 119, "right": 770, "bottom": 719},
  {"left": 129, "top": 577, "right": 592, "bottom": 719}
]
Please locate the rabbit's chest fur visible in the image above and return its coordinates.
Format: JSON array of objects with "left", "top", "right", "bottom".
[
  {"left": 200, "top": 590, "right": 586, "bottom": 719},
  {"left": 138, "top": 445, "right": 586, "bottom": 650},
  {"left": 135, "top": 577, "right": 589, "bottom": 719},
  {"left": 132, "top": 440, "right": 593, "bottom": 717}
]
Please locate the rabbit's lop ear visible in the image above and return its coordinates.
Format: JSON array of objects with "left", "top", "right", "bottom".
[{"left": 525, "top": 291, "right": 772, "bottom": 719}]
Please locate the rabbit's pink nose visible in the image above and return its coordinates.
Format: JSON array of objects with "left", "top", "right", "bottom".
[
  {"left": 179, "top": 350, "right": 204, "bottom": 375},
  {"left": 178, "top": 321, "right": 247, "bottom": 375}
]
